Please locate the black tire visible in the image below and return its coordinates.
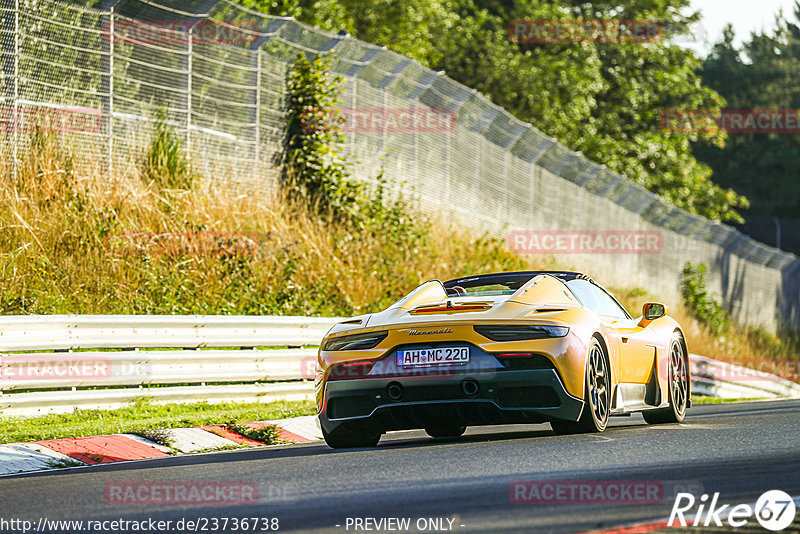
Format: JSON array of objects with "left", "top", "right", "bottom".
[
  {"left": 425, "top": 425, "right": 467, "bottom": 439},
  {"left": 643, "top": 334, "right": 689, "bottom": 424},
  {"left": 322, "top": 426, "right": 381, "bottom": 449},
  {"left": 551, "top": 337, "right": 610, "bottom": 435}
]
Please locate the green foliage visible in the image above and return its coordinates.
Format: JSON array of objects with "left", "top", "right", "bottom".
[
  {"left": 226, "top": 421, "right": 284, "bottom": 444},
  {"left": 278, "top": 54, "right": 425, "bottom": 241},
  {"left": 132, "top": 427, "right": 175, "bottom": 448},
  {"left": 277, "top": 53, "right": 358, "bottom": 214},
  {"left": 746, "top": 327, "right": 800, "bottom": 362},
  {"left": 16, "top": 0, "right": 106, "bottom": 104},
  {"left": 143, "top": 110, "right": 192, "bottom": 189},
  {"left": 247, "top": 0, "right": 747, "bottom": 222},
  {"left": 680, "top": 262, "right": 730, "bottom": 335},
  {"left": 235, "top": 0, "right": 450, "bottom": 66},
  {"left": 434, "top": 0, "right": 747, "bottom": 222},
  {"left": 46, "top": 457, "right": 85, "bottom": 469},
  {"left": 696, "top": 15, "right": 800, "bottom": 224}
]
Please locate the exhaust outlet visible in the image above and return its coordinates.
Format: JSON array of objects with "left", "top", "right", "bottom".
[
  {"left": 387, "top": 382, "right": 404, "bottom": 401},
  {"left": 461, "top": 379, "right": 479, "bottom": 396}
]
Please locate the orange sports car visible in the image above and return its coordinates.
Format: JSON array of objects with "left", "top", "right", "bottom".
[{"left": 315, "top": 271, "right": 690, "bottom": 448}]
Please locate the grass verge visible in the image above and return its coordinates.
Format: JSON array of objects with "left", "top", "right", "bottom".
[
  {"left": 225, "top": 421, "right": 285, "bottom": 445},
  {"left": 0, "top": 398, "right": 315, "bottom": 444},
  {"left": 690, "top": 395, "right": 768, "bottom": 405}
]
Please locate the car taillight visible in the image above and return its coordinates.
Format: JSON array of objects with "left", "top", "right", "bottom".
[
  {"left": 473, "top": 325, "right": 568, "bottom": 341},
  {"left": 327, "top": 360, "right": 375, "bottom": 380},
  {"left": 322, "top": 330, "right": 388, "bottom": 351}
]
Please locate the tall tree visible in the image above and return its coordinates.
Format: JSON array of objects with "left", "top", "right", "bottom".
[{"left": 696, "top": 8, "right": 800, "bottom": 224}]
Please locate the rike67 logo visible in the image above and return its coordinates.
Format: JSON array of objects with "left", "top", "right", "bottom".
[{"left": 670, "top": 490, "right": 796, "bottom": 531}]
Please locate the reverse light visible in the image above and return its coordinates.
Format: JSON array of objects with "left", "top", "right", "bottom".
[
  {"left": 474, "top": 325, "right": 569, "bottom": 341},
  {"left": 494, "top": 352, "right": 556, "bottom": 370},
  {"left": 328, "top": 360, "right": 375, "bottom": 380},
  {"left": 322, "top": 330, "right": 388, "bottom": 351}
]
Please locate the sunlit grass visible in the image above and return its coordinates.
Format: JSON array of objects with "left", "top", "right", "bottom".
[{"left": 691, "top": 396, "right": 764, "bottom": 405}]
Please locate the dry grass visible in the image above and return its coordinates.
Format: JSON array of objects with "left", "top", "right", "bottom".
[{"left": 0, "top": 133, "right": 529, "bottom": 316}]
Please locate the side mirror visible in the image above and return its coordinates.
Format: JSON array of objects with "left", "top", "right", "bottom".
[
  {"left": 643, "top": 302, "right": 666, "bottom": 320},
  {"left": 639, "top": 302, "right": 666, "bottom": 327}
]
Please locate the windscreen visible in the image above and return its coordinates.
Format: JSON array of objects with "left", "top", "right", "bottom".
[{"left": 443, "top": 271, "right": 580, "bottom": 297}]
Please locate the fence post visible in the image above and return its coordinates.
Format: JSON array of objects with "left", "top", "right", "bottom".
[
  {"left": 444, "top": 109, "right": 451, "bottom": 209},
  {"left": 381, "top": 85, "right": 387, "bottom": 172},
  {"left": 503, "top": 150, "right": 510, "bottom": 224},
  {"left": 255, "top": 50, "right": 261, "bottom": 163},
  {"left": 412, "top": 100, "right": 419, "bottom": 191},
  {"left": 103, "top": 5, "right": 114, "bottom": 176},
  {"left": 186, "top": 30, "right": 193, "bottom": 159},
  {"left": 10, "top": 0, "right": 19, "bottom": 182},
  {"left": 474, "top": 136, "right": 481, "bottom": 214}
]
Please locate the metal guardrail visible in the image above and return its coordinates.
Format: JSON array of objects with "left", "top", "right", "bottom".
[
  {"left": 0, "top": 315, "right": 340, "bottom": 351},
  {"left": 689, "top": 354, "right": 800, "bottom": 400},
  {"left": 0, "top": 316, "right": 797, "bottom": 417},
  {"left": 0, "top": 315, "right": 343, "bottom": 417}
]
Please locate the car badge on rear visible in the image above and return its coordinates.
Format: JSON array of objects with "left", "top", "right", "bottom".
[{"left": 408, "top": 328, "right": 453, "bottom": 335}]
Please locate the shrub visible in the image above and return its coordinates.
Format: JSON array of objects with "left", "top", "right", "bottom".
[
  {"left": 143, "top": 110, "right": 192, "bottom": 189},
  {"left": 680, "top": 262, "right": 730, "bottom": 335}
]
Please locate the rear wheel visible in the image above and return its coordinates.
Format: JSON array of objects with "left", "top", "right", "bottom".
[
  {"left": 643, "top": 334, "right": 689, "bottom": 424},
  {"left": 551, "top": 337, "right": 610, "bottom": 435},
  {"left": 322, "top": 426, "right": 381, "bottom": 449},
  {"left": 425, "top": 425, "right": 466, "bottom": 439}
]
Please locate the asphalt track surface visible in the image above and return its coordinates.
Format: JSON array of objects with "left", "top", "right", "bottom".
[{"left": 1, "top": 399, "right": 799, "bottom": 534}]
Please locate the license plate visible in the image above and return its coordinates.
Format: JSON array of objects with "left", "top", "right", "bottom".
[{"left": 396, "top": 347, "right": 470, "bottom": 367}]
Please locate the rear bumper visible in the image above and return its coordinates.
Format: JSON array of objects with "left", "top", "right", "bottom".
[{"left": 319, "top": 369, "right": 584, "bottom": 434}]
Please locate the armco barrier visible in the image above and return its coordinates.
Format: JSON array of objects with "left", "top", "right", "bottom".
[
  {"left": 0, "top": 315, "right": 343, "bottom": 417},
  {"left": 0, "top": 316, "right": 797, "bottom": 417},
  {"left": 689, "top": 354, "right": 800, "bottom": 399}
]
